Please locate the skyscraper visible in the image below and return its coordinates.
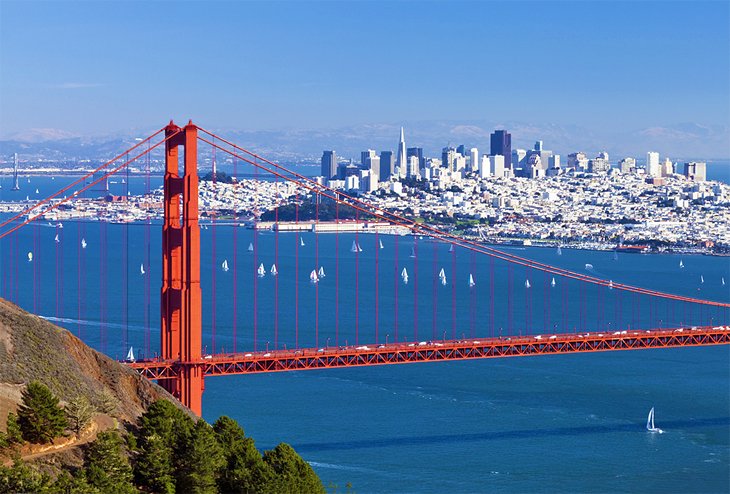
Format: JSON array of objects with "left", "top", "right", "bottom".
[
  {"left": 396, "top": 127, "right": 407, "bottom": 178},
  {"left": 12, "top": 153, "right": 20, "bottom": 190},
  {"left": 380, "top": 151, "right": 394, "bottom": 181},
  {"left": 490, "top": 130, "right": 512, "bottom": 170},
  {"left": 646, "top": 152, "right": 661, "bottom": 177},
  {"left": 407, "top": 147, "right": 423, "bottom": 169},
  {"left": 321, "top": 150, "right": 337, "bottom": 180}
]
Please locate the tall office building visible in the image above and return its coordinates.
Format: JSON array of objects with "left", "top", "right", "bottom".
[
  {"left": 442, "top": 147, "right": 457, "bottom": 172},
  {"left": 646, "top": 152, "right": 661, "bottom": 177},
  {"left": 684, "top": 162, "right": 706, "bottom": 181},
  {"left": 361, "top": 149, "right": 377, "bottom": 167},
  {"left": 396, "top": 127, "right": 407, "bottom": 179},
  {"left": 407, "top": 147, "right": 423, "bottom": 170},
  {"left": 490, "top": 130, "right": 512, "bottom": 170},
  {"left": 321, "top": 150, "right": 337, "bottom": 180},
  {"left": 492, "top": 155, "right": 505, "bottom": 178},
  {"left": 470, "top": 148, "right": 479, "bottom": 172},
  {"left": 379, "top": 151, "right": 394, "bottom": 181}
]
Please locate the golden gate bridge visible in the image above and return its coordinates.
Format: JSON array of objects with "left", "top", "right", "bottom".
[{"left": 1, "top": 120, "right": 728, "bottom": 416}]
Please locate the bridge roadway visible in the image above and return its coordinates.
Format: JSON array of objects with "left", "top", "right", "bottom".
[{"left": 128, "top": 326, "right": 730, "bottom": 379}]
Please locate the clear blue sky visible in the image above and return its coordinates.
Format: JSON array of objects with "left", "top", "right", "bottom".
[{"left": 0, "top": 0, "right": 728, "bottom": 138}]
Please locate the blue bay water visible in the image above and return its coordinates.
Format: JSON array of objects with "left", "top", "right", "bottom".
[{"left": 0, "top": 175, "right": 729, "bottom": 492}]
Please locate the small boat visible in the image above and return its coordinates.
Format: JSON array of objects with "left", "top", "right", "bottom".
[
  {"left": 54, "top": 234, "right": 60, "bottom": 243},
  {"left": 723, "top": 277, "right": 726, "bottom": 286},
  {"left": 140, "top": 264, "right": 145, "bottom": 275},
  {"left": 439, "top": 268, "right": 447, "bottom": 286},
  {"left": 271, "top": 264, "right": 278, "bottom": 276},
  {"left": 679, "top": 260, "right": 684, "bottom": 268},
  {"left": 525, "top": 279, "right": 531, "bottom": 289},
  {"left": 358, "top": 243, "right": 362, "bottom": 252},
  {"left": 556, "top": 245, "right": 562, "bottom": 256},
  {"left": 700, "top": 275, "right": 704, "bottom": 284},
  {"left": 300, "top": 237, "right": 305, "bottom": 247},
  {"left": 121, "top": 179, "right": 126, "bottom": 184},
  {"left": 318, "top": 266, "right": 326, "bottom": 278},
  {"left": 379, "top": 239, "right": 384, "bottom": 249},
  {"left": 401, "top": 267, "right": 409, "bottom": 285},
  {"left": 221, "top": 259, "right": 229, "bottom": 272},
  {"left": 126, "top": 346, "right": 135, "bottom": 362},
  {"left": 551, "top": 277, "right": 556, "bottom": 287},
  {"left": 81, "top": 238, "right": 87, "bottom": 249},
  {"left": 58, "top": 223, "right": 63, "bottom": 229},
  {"left": 441, "top": 275, "right": 447, "bottom": 286},
  {"left": 646, "top": 407, "right": 664, "bottom": 434},
  {"left": 409, "top": 246, "right": 416, "bottom": 258},
  {"left": 448, "top": 244, "right": 454, "bottom": 253},
  {"left": 585, "top": 263, "right": 594, "bottom": 271},
  {"left": 350, "top": 240, "right": 360, "bottom": 253},
  {"left": 468, "top": 274, "right": 475, "bottom": 288},
  {"left": 27, "top": 252, "right": 33, "bottom": 262},
  {"left": 310, "top": 269, "right": 319, "bottom": 284},
  {"left": 35, "top": 188, "right": 39, "bottom": 194},
  {"left": 257, "top": 263, "right": 266, "bottom": 278},
  {"left": 248, "top": 243, "right": 254, "bottom": 252}
]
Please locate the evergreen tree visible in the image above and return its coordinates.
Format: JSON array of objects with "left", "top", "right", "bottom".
[
  {"left": 263, "top": 443, "right": 325, "bottom": 494},
  {"left": 137, "top": 399, "right": 194, "bottom": 451},
  {"left": 0, "top": 459, "right": 51, "bottom": 493},
  {"left": 134, "top": 433, "right": 175, "bottom": 494},
  {"left": 213, "top": 416, "right": 273, "bottom": 494},
  {"left": 47, "top": 470, "right": 100, "bottom": 494},
  {"left": 65, "top": 395, "right": 95, "bottom": 436},
  {"left": 5, "top": 413, "right": 22, "bottom": 444},
  {"left": 17, "top": 381, "right": 68, "bottom": 443},
  {"left": 176, "top": 419, "right": 225, "bottom": 494},
  {"left": 85, "top": 430, "right": 135, "bottom": 494}
]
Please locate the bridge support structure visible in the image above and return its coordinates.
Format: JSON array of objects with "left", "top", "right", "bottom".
[{"left": 160, "top": 121, "right": 204, "bottom": 415}]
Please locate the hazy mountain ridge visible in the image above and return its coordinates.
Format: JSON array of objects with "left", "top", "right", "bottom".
[{"left": 1, "top": 121, "right": 727, "bottom": 164}]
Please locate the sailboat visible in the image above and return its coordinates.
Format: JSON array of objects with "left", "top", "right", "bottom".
[
  {"left": 556, "top": 245, "right": 562, "bottom": 256},
  {"left": 35, "top": 188, "right": 39, "bottom": 194},
  {"left": 525, "top": 279, "right": 531, "bottom": 289},
  {"left": 551, "top": 277, "right": 556, "bottom": 288},
  {"left": 318, "top": 266, "right": 326, "bottom": 278},
  {"left": 300, "top": 237, "right": 305, "bottom": 247},
  {"left": 439, "top": 268, "right": 447, "bottom": 286},
  {"left": 54, "top": 234, "right": 60, "bottom": 243},
  {"left": 58, "top": 223, "right": 63, "bottom": 229},
  {"left": 126, "top": 346, "right": 135, "bottom": 362},
  {"left": 379, "top": 239, "right": 384, "bottom": 249},
  {"left": 679, "top": 260, "right": 684, "bottom": 268},
  {"left": 723, "top": 277, "right": 726, "bottom": 286},
  {"left": 309, "top": 269, "right": 319, "bottom": 284},
  {"left": 409, "top": 246, "right": 416, "bottom": 258},
  {"left": 401, "top": 267, "right": 409, "bottom": 285},
  {"left": 350, "top": 240, "right": 360, "bottom": 253},
  {"left": 221, "top": 259, "right": 229, "bottom": 272},
  {"left": 448, "top": 244, "right": 454, "bottom": 253},
  {"left": 140, "top": 264, "right": 145, "bottom": 275},
  {"left": 248, "top": 242, "right": 254, "bottom": 252},
  {"left": 468, "top": 274, "right": 475, "bottom": 288},
  {"left": 271, "top": 264, "right": 278, "bottom": 276},
  {"left": 646, "top": 407, "right": 664, "bottom": 434},
  {"left": 358, "top": 243, "right": 362, "bottom": 252},
  {"left": 257, "top": 263, "right": 266, "bottom": 278},
  {"left": 81, "top": 238, "right": 87, "bottom": 249},
  {"left": 27, "top": 252, "right": 33, "bottom": 262},
  {"left": 700, "top": 275, "right": 704, "bottom": 284},
  {"left": 585, "top": 263, "right": 594, "bottom": 271}
]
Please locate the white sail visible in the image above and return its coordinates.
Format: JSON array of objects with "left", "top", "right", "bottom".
[
  {"left": 126, "top": 346, "right": 135, "bottom": 362},
  {"left": 441, "top": 273, "right": 447, "bottom": 286},
  {"left": 551, "top": 277, "right": 556, "bottom": 287},
  {"left": 300, "top": 237, "right": 305, "bottom": 247},
  {"left": 379, "top": 239, "right": 384, "bottom": 249},
  {"left": 358, "top": 243, "right": 362, "bottom": 252},
  {"left": 525, "top": 279, "right": 531, "bottom": 289},
  {"left": 679, "top": 260, "right": 684, "bottom": 268},
  {"left": 448, "top": 244, "right": 454, "bottom": 253},
  {"left": 318, "top": 266, "right": 325, "bottom": 278},
  {"left": 35, "top": 188, "right": 39, "bottom": 194},
  {"left": 468, "top": 274, "right": 475, "bottom": 288},
  {"left": 140, "top": 264, "right": 145, "bottom": 275},
  {"left": 401, "top": 267, "right": 409, "bottom": 284},
  {"left": 271, "top": 264, "right": 278, "bottom": 276},
  {"left": 54, "top": 234, "right": 60, "bottom": 243},
  {"left": 257, "top": 263, "right": 266, "bottom": 277},
  {"left": 310, "top": 269, "right": 319, "bottom": 284},
  {"left": 351, "top": 240, "right": 359, "bottom": 253},
  {"left": 27, "top": 252, "right": 33, "bottom": 262},
  {"left": 646, "top": 407, "right": 663, "bottom": 433},
  {"left": 221, "top": 259, "right": 229, "bottom": 272},
  {"left": 248, "top": 242, "right": 254, "bottom": 252},
  {"left": 557, "top": 245, "right": 562, "bottom": 255},
  {"left": 700, "top": 275, "right": 704, "bottom": 284},
  {"left": 439, "top": 268, "right": 446, "bottom": 279},
  {"left": 585, "top": 263, "right": 593, "bottom": 270},
  {"left": 81, "top": 238, "right": 87, "bottom": 249},
  {"left": 58, "top": 223, "right": 63, "bottom": 229},
  {"left": 723, "top": 277, "right": 726, "bottom": 286}
]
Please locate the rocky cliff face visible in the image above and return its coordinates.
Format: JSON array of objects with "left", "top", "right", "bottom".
[{"left": 0, "top": 297, "right": 187, "bottom": 428}]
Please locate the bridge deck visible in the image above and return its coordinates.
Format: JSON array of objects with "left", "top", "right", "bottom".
[{"left": 127, "top": 326, "right": 730, "bottom": 380}]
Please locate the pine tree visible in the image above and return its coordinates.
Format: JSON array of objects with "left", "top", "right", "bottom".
[
  {"left": 214, "top": 416, "right": 273, "bottom": 494},
  {"left": 0, "top": 459, "right": 52, "bottom": 493},
  {"left": 134, "top": 432, "right": 175, "bottom": 494},
  {"left": 65, "top": 395, "right": 95, "bottom": 436},
  {"left": 17, "top": 381, "right": 68, "bottom": 443},
  {"left": 263, "top": 443, "right": 326, "bottom": 494},
  {"left": 5, "top": 413, "right": 22, "bottom": 444},
  {"left": 176, "top": 419, "right": 225, "bottom": 494},
  {"left": 85, "top": 430, "right": 135, "bottom": 494}
]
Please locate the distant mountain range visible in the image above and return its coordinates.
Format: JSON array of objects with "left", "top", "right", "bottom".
[{"left": 1, "top": 121, "right": 728, "bottom": 165}]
